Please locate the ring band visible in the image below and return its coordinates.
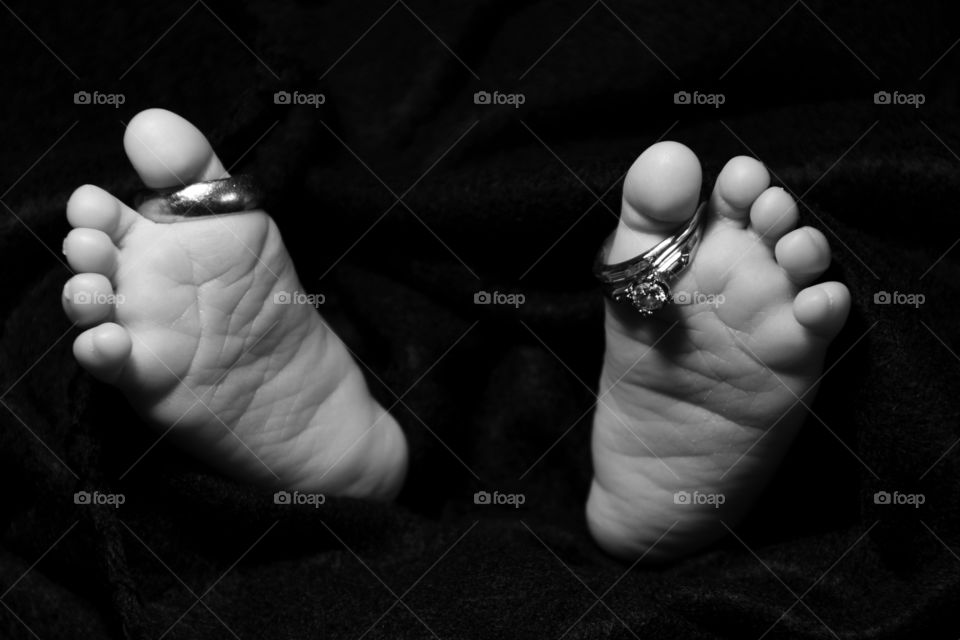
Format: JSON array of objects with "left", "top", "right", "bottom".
[
  {"left": 135, "top": 175, "right": 263, "bottom": 222},
  {"left": 593, "top": 202, "right": 706, "bottom": 316}
]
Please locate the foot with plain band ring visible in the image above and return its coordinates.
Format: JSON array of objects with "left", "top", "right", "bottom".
[
  {"left": 587, "top": 141, "right": 850, "bottom": 562},
  {"left": 61, "top": 108, "right": 407, "bottom": 500}
]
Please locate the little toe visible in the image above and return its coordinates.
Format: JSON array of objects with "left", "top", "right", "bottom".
[
  {"left": 793, "top": 281, "right": 850, "bottom": 338},
  {"left": 749, "top": 186, "right": 798, "bottom": 245},
  {"left": 607, "top": 141, "right": 702, "bottom": 264},
  {"left": 62, "top": 273, "right": 117, "bottom": 326},
  {"left": 66, "top": 184, "right": 142, "bottom": 243},
  {"left": 709, "top": 156, "right": 770, "bottom": 224},
  {"left": 774, "top": 227, "right": 831, "bottom": 286},
  {"left": 63, "top": 228, "right": 117, "bottom": 275},
  {"left": 73, "top": 322, "right": 132, "bottom": 384}
]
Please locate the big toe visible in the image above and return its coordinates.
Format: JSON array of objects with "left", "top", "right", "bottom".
[
  {"left": 123, "top": 108, "right": 228, "bottom": 189},
  {"left": 606, "top": 141, "right": 702, "bottom": 264}
]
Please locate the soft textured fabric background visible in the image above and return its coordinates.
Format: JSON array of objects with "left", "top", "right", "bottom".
[{"left": 1, "top": 1, "right": 958, "bottom": 638}]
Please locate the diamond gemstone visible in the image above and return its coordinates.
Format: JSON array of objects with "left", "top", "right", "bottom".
[{"left": 625, "top": 280, "right": 669, "bottom": 316}]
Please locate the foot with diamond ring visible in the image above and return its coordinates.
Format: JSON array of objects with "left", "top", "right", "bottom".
[
  {"left": 587, "top": 142, "right": 850, "bottom": 562},
  {"left": 62, "top": 109, "right": 407, "bottom": 499}
]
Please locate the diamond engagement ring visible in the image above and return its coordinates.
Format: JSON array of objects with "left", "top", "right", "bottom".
[
  {"left": 593, "top": 201, "right": 706, "bottom": 316},
  {"left": 134, "top": 175, "right": 263, "bottom": 222}
]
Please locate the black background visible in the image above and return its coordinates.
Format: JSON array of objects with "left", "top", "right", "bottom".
[{"left": 1, "top": 1, "right": 959, "bottom": 638}]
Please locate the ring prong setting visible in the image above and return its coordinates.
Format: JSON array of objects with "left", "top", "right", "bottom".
[{"left": 620, "top": 279, "right": 671, "bottom": 317}]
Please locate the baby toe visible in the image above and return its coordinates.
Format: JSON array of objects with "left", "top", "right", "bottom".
[
  {"left": 62, "top": 273, "right": 118, "bottom": 326},
  {"left": 72, "top": 322, "right": 132, "bottom": 383},
  {"left": 63, "top": 228, "right": 117, "bottom": 275},
  {"left": 66, "top": 184, "right": 141, "bottom": 243},
  {"left": 774, "top": 227, "right": 831, "bottom": 286},
  {"left": 749, "top": 187, "right": 798, "bottom": 245},
  {"left": 793, "top": 281, "right": 851, "bottom": 338},
  {"left": 709, "top": 156, "right": 770, "bottom": 224}
]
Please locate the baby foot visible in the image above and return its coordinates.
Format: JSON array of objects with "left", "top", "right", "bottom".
[
  {"left": 587, "top": 142, "right": 850, "bottom": 561},
  {"left": 62, "top": 109, "right": 407, "bottom": 499}
]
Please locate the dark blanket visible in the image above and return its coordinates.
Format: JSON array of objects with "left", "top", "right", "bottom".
[{"left": 1, "top": 1, "right": 958, "bottom": 638}]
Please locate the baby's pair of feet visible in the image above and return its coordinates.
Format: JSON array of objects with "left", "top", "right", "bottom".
[{"left": 62, "top": 110, "right": 849, "bottom": 562}]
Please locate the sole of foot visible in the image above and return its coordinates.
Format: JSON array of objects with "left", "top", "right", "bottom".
[
  {"left": 63, "top": 109, "right": 407, "bottom": 500},
  {"left": 586, "top": 142, "right": 850, "bottom": 562}
]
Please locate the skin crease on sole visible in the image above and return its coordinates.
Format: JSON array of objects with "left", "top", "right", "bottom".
[
  {"left": 586, "top": 142, "right": 850, "bottom": 562},
  {"left": 62, "top": 108, "right": 408, "bottom": 501}
]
